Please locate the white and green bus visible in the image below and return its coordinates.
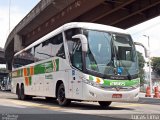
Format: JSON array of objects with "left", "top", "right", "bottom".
[{"left": 11, "top": 22, "right": 143, "bottom": 108}]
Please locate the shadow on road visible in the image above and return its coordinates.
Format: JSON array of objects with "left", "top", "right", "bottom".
[
  {"left": 8, "top": 97, "right": 134, "bottom": 111},
  {"left": 2, "top": 91, "right": 160, "bottom": 111}
]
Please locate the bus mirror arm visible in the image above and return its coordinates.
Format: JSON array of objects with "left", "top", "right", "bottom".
[
  {"left": 72, "top": 34, "right": 88, "bottom": 52},
  {"left": 134, "top": 42, "right": 149, "bottom": 58}
]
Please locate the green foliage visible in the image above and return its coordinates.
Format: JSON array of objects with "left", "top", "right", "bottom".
[
  {"left": 137, "top": 51, "right": 145, "bottom": 68},
  {"left": 151, "top": 57, "right": 160, "bottom": 75},
  {"left": 137, "top": 51, "right": 145, "bottom": 86}
]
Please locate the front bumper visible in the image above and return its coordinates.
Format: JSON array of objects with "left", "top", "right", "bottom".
[{"left": 82, "top": 84, "right": 139, "bottom": 102}]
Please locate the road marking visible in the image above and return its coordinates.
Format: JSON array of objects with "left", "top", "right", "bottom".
[
  {"left": 9, "top": 99, "right": 62, "bottom": 110},
  {"left": 0, "top": 104, "right": 27, "bottom": 108},
  {"left": 113, "top": 103, "right": 145, "bottom": 107},
  {"left": 3, "top": 98, "right": 156, "bottom": 113},
  {"left": 8, "top": 100, "right": 147, "bottom": 110}
]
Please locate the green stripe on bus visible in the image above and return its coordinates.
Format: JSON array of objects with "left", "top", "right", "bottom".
[
  {"left": 103, "top": 79, "right": 140, "bottom": 87},
  {"left": 89, "top": 76, "right": 94, "bottom": 81},
  {"left": 89, "top": 75, "right": 140, "bottom": 87},
  {"left": 29, "top": 76, "right": 32, "bottom": 85},
  {"left": 55, "top": 59, "right": 59, "bottom": 71},
  {"left": 12, "top": 59, "right": 59, "bottom": 78},
  {"left": 27, "top": 68, "right": 30, "bottom": 76},
  {"left": 34, "top": 64, "right": 44, "bottom": 75},
  {"left": 12, "top": 69, "right": 23, "bottom": 78},
  {"left": 103, "top": 79, "right": 108, "bottom": 85},
  {"left": 45, "top": 61, "right": 53, "bottom": 73},
  {"left": 17, "top": 69, "right": 23, "bottom": 77},
  {"left": 34, "top": 61, "right": 54, "bottom": 74}
]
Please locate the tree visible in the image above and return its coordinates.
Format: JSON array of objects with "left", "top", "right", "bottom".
[
  {"left": 151, "top": 57, "right": 160, "bottom": 75},
  {"left": 137, "top": 51, "right": 145, "bottom": 86}
]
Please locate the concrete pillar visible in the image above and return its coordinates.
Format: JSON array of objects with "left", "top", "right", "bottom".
[
  {"left": 14, "top": 34, "right": 24, "bottom": 52},
  {"left": 6, "top": 61, "right": 12, "bottom": 71}
]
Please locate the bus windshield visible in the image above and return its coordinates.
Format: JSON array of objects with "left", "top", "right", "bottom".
[{"left": 83, "top": 29, "right": 138, "bottom": 78}]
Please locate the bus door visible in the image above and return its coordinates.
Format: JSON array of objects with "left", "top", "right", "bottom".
[
  {"left": 65, "top": 29, "right": 83, "bottom": 99},
  {"left": 70, "top": 69, "right": 83, "bottom": 99},
  {"left": 69, "top": 39, "right": 83, "bottom": 99},
  {"left": 44, "top": 73, "right": 55, "bottom": 97},
  {"left": 35, "top": 74, "right": 44, "bottom": 96}
]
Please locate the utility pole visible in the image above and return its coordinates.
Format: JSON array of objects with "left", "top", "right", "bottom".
[
  {"left": 9, "top": 0, "right": 11, "bottom": 33},
  {"left": 143, "top": 35, "right": 152, "bottom": 94}
]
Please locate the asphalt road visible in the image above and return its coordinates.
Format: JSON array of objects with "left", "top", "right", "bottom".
[{"left": 0, "top": 90, "right": 160, "bottom": 120}]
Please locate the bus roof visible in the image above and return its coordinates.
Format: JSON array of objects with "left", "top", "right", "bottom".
[
  {"left": 14, "top": 22, "right": 129, "bottom": 56},
  {"left": 64, "top": 22, "right": 128, "bottom": 34}
]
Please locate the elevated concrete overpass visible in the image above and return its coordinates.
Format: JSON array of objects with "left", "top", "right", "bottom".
[{"left": 5, "top": 0, "right": 160, "bottom": 70}]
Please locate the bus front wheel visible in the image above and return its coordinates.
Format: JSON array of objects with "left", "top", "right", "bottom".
[
  {"left": 98, "top": 101, "right": 112, "bottom": 109},
  {"left": 57, "top": 84, "right": 71, "bottom": 106}
]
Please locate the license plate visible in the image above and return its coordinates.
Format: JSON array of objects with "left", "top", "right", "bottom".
[{"left": 112, "top": 94, "right": 122, "bottom": 98}]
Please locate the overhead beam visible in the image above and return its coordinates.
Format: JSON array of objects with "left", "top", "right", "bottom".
[
  {"left": 110, "top": 0, "right": 160, "bottom": 26},
  {"left": 74, "top": 3, "right": 112, "bottom": 22},
  {"left": 143, "top": 4, "right": 160, "bottom": 19},
  {"left": 24, "top": 0, "right": 105, "bottom": 46},
  {"left": 96, "top": 8, "right": 130, "bottom": 25},
  {"left": 114, "top": 14, "right": 146, "bottom": 28},
  {"left": 19, "top": 0, "right": 76, "bottom": 35},
  {"left": 91, "top": 0, "right": 136, "bottom": 22}
]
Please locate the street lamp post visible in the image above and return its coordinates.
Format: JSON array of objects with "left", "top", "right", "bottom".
[
  {"left": 9, "top": 0, "right": 11, "bottom": 33},
  {"left": 143, "top": 35, "right": 152, "bottom": 94}
]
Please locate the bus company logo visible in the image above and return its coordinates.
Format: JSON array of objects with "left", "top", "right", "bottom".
[
  {"left": 115, "top": 86, "right": 120, "bottom": 91},
  {"left": 110, "top": 82, "right": 125, "bottom": 86},
  {"left": 45, "top": 74, "right": 53, "bottom": 79}
]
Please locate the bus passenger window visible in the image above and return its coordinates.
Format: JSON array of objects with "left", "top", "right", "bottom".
[
  {"left": 49, "top": 33, "right": 66, "bottom": 59},
  {"left": 13, "top": 48, "right": 34, "bottom": 68}
]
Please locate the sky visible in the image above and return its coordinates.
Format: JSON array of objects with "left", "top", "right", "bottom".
[
  {"left": 0, "top": 0, "right": 40, "bottom": 48},
  {"left": 127, "top": 16, "right": 160, "bottom": 58},
  {"left": 0, "top": 0, "right": 160, "bottom": 58}
]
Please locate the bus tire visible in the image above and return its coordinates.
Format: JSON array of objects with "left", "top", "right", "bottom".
[
  {"left": 57, "top": 84, "right": 70, "bottom": 106},
  {"left": 20, "top": 84, "right": 27, "bottom": 100},
  {"left": 16, "top": 85, "right": 21, "bottom": 100},
  {"left": 98, "top": 101, "right": 112, "bottom": 109}
]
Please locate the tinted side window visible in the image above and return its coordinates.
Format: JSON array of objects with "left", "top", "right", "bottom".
[
  {"left": 34, "top": 33, "right": 65, "bottom": 61},
  {"left": 34, "top": 41, "right": 52, "bottom": 61},
  {"left": 49, "top": 33, "right": 65, "bottom": 59},
  {"left": 13, "top": 33, "right": 65, "bottom": 68},
  {"left": 13, "top": 48, "right": 34, "bottom": 68}
]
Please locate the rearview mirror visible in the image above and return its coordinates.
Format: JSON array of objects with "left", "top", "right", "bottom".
[
  {"left": 72, "top": 34, "right": 88, "bottom": 52},
  {"left": 134, "top": 42, "right": 149, "bottom": 58}
]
